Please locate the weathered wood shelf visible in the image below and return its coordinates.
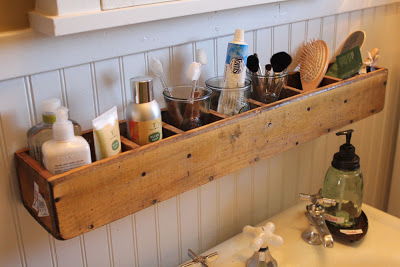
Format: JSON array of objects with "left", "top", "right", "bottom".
[{"left": 15, "top": 67, "right": 388, "bottom": 240}]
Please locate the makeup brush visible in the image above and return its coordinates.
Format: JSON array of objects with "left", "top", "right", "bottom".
[
  {"left": 247, "top": 55, "right": 260, "bottom": 74},
  {"left": 270, "top": 52, "right": 292, "bottom": 73},
  {"left": 265, "top": 64, "right": 272, "bottom": 77},
  {"left": 150, "top": 57, "right": 170, "bottom": 95},
  {"left": 254, "top": 53, "right": 263, "bottom": 75}
]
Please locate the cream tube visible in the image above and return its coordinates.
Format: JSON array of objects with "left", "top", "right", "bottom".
[
  {"left": 222, "top": 29, "right": 248, "bottom": 88},
  {"left": 218, "top": 29, "right": 248, "bottom": 115},
  {"left": 92, "top": 106, "right": 122, "bottom": 161}
]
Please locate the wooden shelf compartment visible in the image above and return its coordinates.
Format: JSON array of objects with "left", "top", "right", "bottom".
[{"left": 15, "top": 67, "right": 388, "bottom": 240}]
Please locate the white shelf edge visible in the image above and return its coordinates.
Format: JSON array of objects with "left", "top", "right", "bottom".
[{"left": 29, "top": 0, "right": 287, "bottom": 36}]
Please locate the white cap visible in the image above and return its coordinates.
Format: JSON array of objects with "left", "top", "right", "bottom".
[
  {"left": 53, "top": 106, "right": 74, "bottom": 141},
  {"left": 41, "top": 98, "right": 61, "bottom": 114},
  {"left": 233, "top": 29, "right": 244, "bottom": 42}
]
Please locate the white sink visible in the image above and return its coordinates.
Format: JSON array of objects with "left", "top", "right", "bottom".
[{"left": 200, "top": 202, "right": 400, "bottom": 266}]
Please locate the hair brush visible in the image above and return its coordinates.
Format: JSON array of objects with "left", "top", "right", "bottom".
[{"left": 299, "top": 39, "right": 329, "bottom": 91}]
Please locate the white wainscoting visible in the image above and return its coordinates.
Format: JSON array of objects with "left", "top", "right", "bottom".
[{"left": 0, "top": 1, "right": 400, "bottom": 266}]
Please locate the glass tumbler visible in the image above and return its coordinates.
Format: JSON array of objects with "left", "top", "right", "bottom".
[
  {"left": 205, "top": 77, "right": 251, "bottom": 117},
  {"left": 162, "top": 85, "right": 211, "bottom": 131},
  {"left": 247, "top": 71, "right": 288, "bottom": 104}
]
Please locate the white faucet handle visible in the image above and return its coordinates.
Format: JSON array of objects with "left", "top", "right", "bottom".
[{"left": 243, "top": 222, "right": 283, "bottom": 251}]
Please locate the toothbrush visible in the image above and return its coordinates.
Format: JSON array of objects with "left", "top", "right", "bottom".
[
  {"left": 196, "top": 48, "right": 208, "bottom": 66},
  {"left": 182, "top": 62, "right": 202, "bottom": 131},
  {"left": 150, "top": 57, "right": 170, "bottom": 95},
  {"left": 186, "top": 62, "right": 202, "bottom": 100}
]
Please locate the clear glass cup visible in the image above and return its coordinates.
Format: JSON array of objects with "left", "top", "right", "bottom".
[
  {"left": 246, "top": 71, "right": 288, "bottom": 104},
  {"left": 205, "top": 76, "right": 251, "bottom": 117},
  {"left": 162, "top": 85, "right": 211, "bottom": 131}
]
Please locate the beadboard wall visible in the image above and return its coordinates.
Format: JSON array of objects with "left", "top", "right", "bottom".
[{"left": 1, "top": 1, "right": 400, "bottom": 266}]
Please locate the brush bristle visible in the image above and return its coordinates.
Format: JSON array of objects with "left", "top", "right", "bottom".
[
  {"left": 270, "top": 52, "right": 292, "bottom": 72},
  {"left": 299, "top": 39, "right": 327, "bottom": 82},
  {"left": 150, "top": 57, "right": 163, "bottom": 77},
  {"left": 246, "top": 55, "right": 259, "bottom": 73},
  {"left": 196, "top": 48, "right": 208, "bottom": 65},
  {"left": 187, "top": 62, "right": 202, "bottom": 81}
]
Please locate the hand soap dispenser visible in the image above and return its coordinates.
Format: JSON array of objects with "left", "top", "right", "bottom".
[
  {"left": 42, "top": 106, "right": 91, "bottom": 175},
  {"left": 321, "top": 129, "right": 363, "bottom": 228}
]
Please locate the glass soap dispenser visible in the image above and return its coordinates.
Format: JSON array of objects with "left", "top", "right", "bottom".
[{"left": 322, "top": 129, "right": 363, "bottom": 228}]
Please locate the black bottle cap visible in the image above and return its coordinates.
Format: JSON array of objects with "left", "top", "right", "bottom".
[{"left": 331, "top": 129, "right": 360, "bottom": 171}]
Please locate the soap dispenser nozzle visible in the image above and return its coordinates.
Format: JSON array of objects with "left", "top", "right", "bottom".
[{"left": 336, "top": 129, "right": 354, "bottom": 145}]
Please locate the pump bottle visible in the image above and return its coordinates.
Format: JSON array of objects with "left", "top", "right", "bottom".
[
  {"left": 27, "top": 98, "right": 82, "bottom": 163},
  {"left": 321, "top": 129, "right": 363, "bottom": 228},
  {"left": 42, "top": 106, "right": 91, "bottom": 175}
]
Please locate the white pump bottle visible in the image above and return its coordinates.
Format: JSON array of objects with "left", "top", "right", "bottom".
[{"left": 42, "top": 106, "right": 91, "bottom": 175}]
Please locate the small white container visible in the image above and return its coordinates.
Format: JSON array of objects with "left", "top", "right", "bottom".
[{"left": 42, "top": 106, "right": 91, "bottom": 175}]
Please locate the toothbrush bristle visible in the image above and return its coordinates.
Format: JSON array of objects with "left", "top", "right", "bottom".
[
  {"left": 187, "top": 62, "right": 202, "bottom": 81},
  {"left": 150, "top": 57, "right": 163, "bottom": 77},
  {"left": 196, "top": 48, "right": 208, "bottom": 65}
]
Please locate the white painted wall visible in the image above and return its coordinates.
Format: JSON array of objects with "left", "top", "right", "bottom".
[{"left": 1, "top": 1, "right": 400, "bottom": 266}]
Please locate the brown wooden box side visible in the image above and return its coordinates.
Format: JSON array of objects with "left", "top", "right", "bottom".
[
  {"left": 14, "top": 150, "right": 60, "bottom": 238},
  {"left": 47, "top": 68, "right": 387, "bottom": 239}
]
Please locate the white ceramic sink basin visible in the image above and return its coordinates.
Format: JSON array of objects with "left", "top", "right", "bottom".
[{"left": 199, "top": 202, "right": 400, "bottom": 266}]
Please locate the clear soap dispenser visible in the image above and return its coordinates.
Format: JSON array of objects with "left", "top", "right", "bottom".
[{"left": 322, "top": 129, "right": 363, "bottom": 228}]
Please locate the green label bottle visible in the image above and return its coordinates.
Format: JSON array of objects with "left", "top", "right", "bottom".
[{"left": 321, "top": 129, "right": 363, "bottom": 228}]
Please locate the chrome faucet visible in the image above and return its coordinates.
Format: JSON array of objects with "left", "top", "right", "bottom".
[{"left": 299, "top": 190, "right": 336, "bottom": 248}]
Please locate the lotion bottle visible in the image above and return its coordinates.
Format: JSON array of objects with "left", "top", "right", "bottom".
[
  {"left": 321, "top": 129, "right": 363, "bottom": 228},
  {"left": 126, "top": 76, "right": 162, "bottom": 145},
  {"left": 27, "top": 98, "right": 82, "bottom": 163},
  {"left": 42, "top": 106, "right": 91, "bottom": 175}
]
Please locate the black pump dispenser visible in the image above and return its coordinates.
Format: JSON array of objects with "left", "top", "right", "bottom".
[{"left": 331, "top": 129, "right": 360, "bottom": 171}]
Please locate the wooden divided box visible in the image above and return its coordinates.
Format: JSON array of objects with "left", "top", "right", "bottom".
[{"left": 15, "top": 67, "right": 388, "bottom": 240}]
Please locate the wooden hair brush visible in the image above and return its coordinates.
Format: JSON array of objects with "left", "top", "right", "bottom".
[{"left": 299, "top": 39, "right": 329, "bottom": 91}]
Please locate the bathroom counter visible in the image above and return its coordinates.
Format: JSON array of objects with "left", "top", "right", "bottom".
[{"left": 200, "top": 202, "right": 400, "bottom": 266}]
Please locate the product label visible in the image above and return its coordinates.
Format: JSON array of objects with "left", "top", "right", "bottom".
[
  {"left": 325, "top": 214, "right": 345, "bottom": 224},
  {"left": 339, "top": 229, "right": 363, "bottom": 235},
  {"left": 223, "top": 43, "right": 248, "bottom": 88},
  {"left": 33, "top": 182, "right": 49, "bottom": 217},
  {"left": 93, "top": 118, "right": 121, "bottom": 160},
  {"left": 129, "top": 118, "right": 162, "bottom": 146},
  {"left": 53, "top": 158, "right": 87, "bottom": 175}
]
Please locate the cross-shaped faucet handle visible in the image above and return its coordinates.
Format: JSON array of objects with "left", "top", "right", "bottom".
[{"left": 180, "top": 249, "right": 219, "bottom": 267}]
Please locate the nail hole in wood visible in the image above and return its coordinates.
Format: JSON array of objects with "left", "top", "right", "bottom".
[
  {"left": 296, "top": 142, "right": 299, "bottom": 145},
  {"left": 350, "top": 120, "right": 354, "bottom": 123},
  {"left": 141, "top": 172, "right": 146, "bottom": 177},
  {"left": 307, "top": 107, "right": 311, "bottom": 111},
  {"left": 187, "top": 153, "right": 191, "bottom": 158},
  {"left": 371, "top": 109, "right": 375, "bottom": 113},
  {"left": 384, "top": 81, "right": 387, "bottom": 85},
  {"left": 255, "top": 157, "right": 259, "bottom": 162},
  {"left": 88, "top": 224, "right": 94, "bottom": 229},
  {"left": 209, "top": 176, "right": 214, "bottom": 181},
  {"left": 344, "top": 99, "right": 348, "bottom": 103},
  {"left": 151, "top": 199, "right": 157, "bottom": 204},
  {"left": 328, "top": 128, "right": 331, "bottom": 132},
  {"left": 55, "top": 198, "right": 60, "bottom": 203},
  {"left": 268, "top": 122, "right": 272, "bottom": 127}
]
